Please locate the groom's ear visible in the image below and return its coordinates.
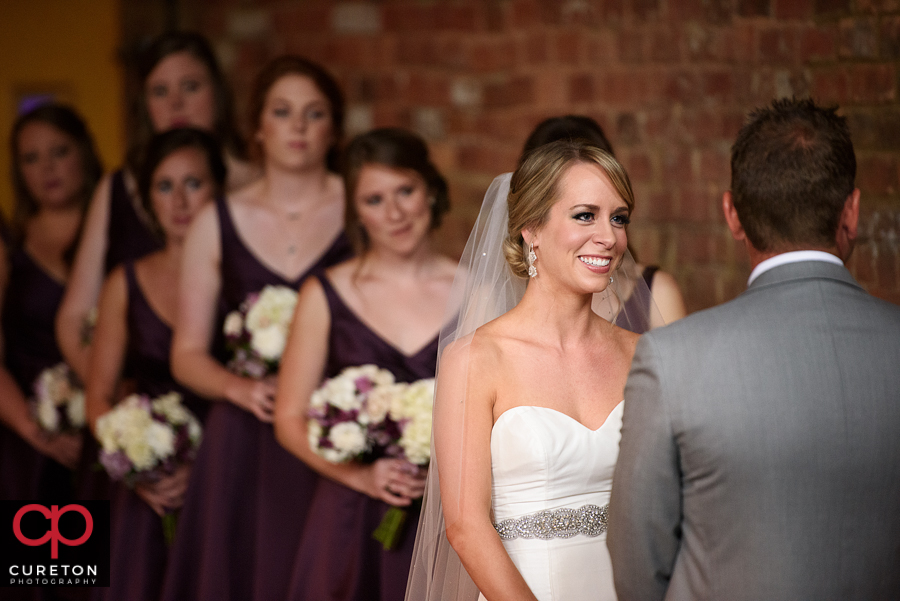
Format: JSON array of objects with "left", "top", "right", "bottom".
[{"left": 722, "top": 191, "right": 746, "bottom": 242}]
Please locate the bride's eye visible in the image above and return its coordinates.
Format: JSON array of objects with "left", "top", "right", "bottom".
[
  {"left": 611, "top": 213, "right": 631, "bottom": 227},
  {"left": 573, "top": 211, "right": 595, "bottom": 223}
]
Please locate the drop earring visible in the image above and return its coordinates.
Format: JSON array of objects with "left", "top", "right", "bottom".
[
  {"left": 609, "top": 276, "right": 614, "bottom": 284},
  {"left": 527, "top": 243, "right": 537, "bottom": 278}
]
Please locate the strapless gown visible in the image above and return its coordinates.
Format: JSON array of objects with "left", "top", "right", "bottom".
[{"left": 486, "top": 402, "right": 623, "bottom": 601}]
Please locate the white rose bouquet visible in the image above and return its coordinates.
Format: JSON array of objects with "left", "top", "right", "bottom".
[
  {"left": 307, "top": 365, "right": 435, "bottom": 549},
  {"left": 95, "top": 392, "right": 202, "bottom": 485},
  {"left": 95, "top": 392, "right": 203, "bottom": 545},
  {"left": 31, "top": 363, "right": 85, "bottom": 434},
  {"left": 223, "top": 285, "right": 298, "bottom": 378}
]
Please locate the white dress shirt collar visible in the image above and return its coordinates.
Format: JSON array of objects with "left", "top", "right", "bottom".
[{"left": 747, "top": 250, "right": 844, "bottom": 286}]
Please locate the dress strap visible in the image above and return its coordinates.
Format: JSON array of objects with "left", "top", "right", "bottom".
[{"left": 641, "top": 265, "right": 659, "bottom": 289}]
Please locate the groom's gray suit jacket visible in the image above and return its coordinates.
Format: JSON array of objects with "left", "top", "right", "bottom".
[{"left": 608, "top": 259, "right": 900, "bottom": 600}]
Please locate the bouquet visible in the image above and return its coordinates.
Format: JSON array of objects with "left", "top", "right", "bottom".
[
  {"left": 223, "top": 285, "right": 298, "bottom": 378},
  {"left": 95, "top": 392, "right": 202, "bottom": 544},
  {"left": 31, "top": 363, "right": 85, "bottom": 434},
  {"left": 307, "top": 365, "right": 435, "bottom": 548}
]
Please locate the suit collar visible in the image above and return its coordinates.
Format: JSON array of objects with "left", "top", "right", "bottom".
[{"left": 747, "top": 259, "right": 862, "bottom": 292}]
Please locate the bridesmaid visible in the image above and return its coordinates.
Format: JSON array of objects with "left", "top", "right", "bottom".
[
  {"left": 0, "top": 104, "right": 101, "bottom": 501},
  {"left": 56, "top": 31, "right": 254, "bottom": 380},
  {"left": 85, "top": 128, "right": 225, "bottom": 601},
  {"left": 274, "top": 128, "right": 457, "bottom": 601},
  {"left": 162, "top": 56, "right": 351, "bottom": 601}
]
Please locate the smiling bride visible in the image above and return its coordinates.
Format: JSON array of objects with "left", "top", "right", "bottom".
[{"left": 406, "top": 140, "right": 655, "bottom": 601}]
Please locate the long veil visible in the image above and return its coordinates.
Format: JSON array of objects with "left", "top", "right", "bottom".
[{"left": 405, "top": 173, "right": 659, "bottom": 601}]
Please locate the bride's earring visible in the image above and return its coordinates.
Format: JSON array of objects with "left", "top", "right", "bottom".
[
  {"left": 609, "top": 275, "right": 614, "bottom": 284},
  {"left": 527, "top": 243, "right": 537, "bottom": 278}
]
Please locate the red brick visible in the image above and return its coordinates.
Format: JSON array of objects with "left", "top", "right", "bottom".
[
  {"left": 678, "top": 186, "right": 717, "bottom": 223},
  {"left": 634, "top": 0, "right": 662, "bottom": 20},
  {"left": 532, "top": 70, "right": 568, "bottom": 108},
  {"left": 555, "top": 30, "right": 584, "bottom": 64},
  {"left": 522, "top": 32, "right": 550, "bottom": 65},
  {"left": 483, "top": 76, "right": 535, "bottom": 108},
  {"left": 800, "top": 26, "right": 836, "bottom": 61},
  {"left": 663, "top": 71, "right": 704, "bottom": 104},
  {"left": 813, "top": 0, "right": 852, "bottom": 16},
  {"left": 738, "top": 0, "right": 770, "bottom": 17},
  {"left": 838, "top": 17, "right": 878, "bottom": 59},
  {"left": 880, "top": 17, "right": 900, "bottom": 60},
  {"left": 650, "top": 27, "right": 681, "bottom": 63},
  {"left": 684, "top": 266, "right": 722, "bottom": 311},
  {"left": 699, "top": 149, "right": 730, "bottom": 182},
  {"left": 469, "top": 39, "right": 517, "bottom": 72},
  {"left": 811, "top": 67, "right": 850, "bottom": 103},
  {"left": 703, "top": 70, "right": 735, "bottom": 101},
  {"left": 759, "top": 27, "right": 799, "bottom": 64},
  {"left": 399, "top": 74, "right": 450, "bottom": 106},
  {"left": 568, "top": 73, "right": 595, "bottom": 103},
  {"left": 509, "top": 0, "right": 541, "bottom": 29},
  {"left": 848, "top": 242, "right": 876, "bottom": 285},
  {"left": 618, "top": 29, "right": 644, "bottom": 63},
  {"left": 858, "top": 155, "right": 899, "bottom": 194},
  {"left": 585, "top": 33, "right": 616, "bottom": 65},
  {"left": 875, "top": 245, "right": 900, "bottom": 289},
  {"left": 731, "top": 23, "right": 757, "bottom": 63},
  {"left": 271, "top": 5, "right": 330, "bottom": 37},
  {"left": 645, "top": 190, "right": 675, "bottom": 222},
  {"left": 616, "top": 112, "right": 641, "bottom": 146},
  {"left": 625, "top": 151, "right": 653, "bottom": 180},
  {"left": 456, "top": 143, "right": 519, "bottom": 174},
  {"left": 846, "top": 108, "right": 900, "bottom": 151},
  {"left": 849, "top": 64, "right": 897, "bottom": 103},
  {"left": 774, "top": 0, "right": 812, "bottom": 18}
]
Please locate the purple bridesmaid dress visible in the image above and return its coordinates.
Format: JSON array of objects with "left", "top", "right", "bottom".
[
  {"left": 95, "top": 261, "right": 207, "bottom": 601},
  {"left": 76, "top": 168, "right": 164, "bottom": 504},
  {"left": 0, "top": 249, "right": 71, "bottom": 501},
  {"left": 286, "top": 275, "right": 438, "bottom": 601},
  {"left": 161, "top": 197, "right": 352, "bottom": 601}
]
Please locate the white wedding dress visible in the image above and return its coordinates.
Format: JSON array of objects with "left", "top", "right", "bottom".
[{"left": 482, "top": 401, "right": 623, "bottom": 601}]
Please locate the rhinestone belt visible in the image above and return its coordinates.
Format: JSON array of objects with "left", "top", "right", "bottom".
[{"left": 493, "top": 504, "right": 609, "bottom": 541}]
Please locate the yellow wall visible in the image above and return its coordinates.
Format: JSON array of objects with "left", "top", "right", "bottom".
[{"left": 0, "top": 0, "right": 123, "bottom": 217}]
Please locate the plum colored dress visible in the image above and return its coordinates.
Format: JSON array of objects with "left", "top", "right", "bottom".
[
  {"left": 161, "top": 197, "right": 352, "bottom": 601},
  {"left": 96, "top": 261, "right": 206, "bottom": 601},
  {"left": 0, "top": 249, "right": 71, "bottom": 501},
  {"left": 105, "top": 169, "right": 163, "bottom": 272},
  {"left": 286, "top": 274, "right": 438, "bottom": 601}
]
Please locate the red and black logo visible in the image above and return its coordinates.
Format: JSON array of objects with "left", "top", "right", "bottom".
[{"left": 1, "top": 500, "right": 109, "bottom": 588}]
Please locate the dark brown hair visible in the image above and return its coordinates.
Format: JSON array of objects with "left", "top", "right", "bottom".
[
  {"left": 730, "top": 97, "right": 856, "bottom": 252},
  {"left": 247, "top": 55, "right": 345, "bottom": 171},
  {"left": 521, "top": 115, "right": 615, "bottom": 164},
  {"left": 342, "top": 128, "right": 450, "bottom": 255}
]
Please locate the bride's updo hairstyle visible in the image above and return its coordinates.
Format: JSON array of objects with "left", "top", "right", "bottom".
[
  {"left": 342, "top": 127, "right": 450, "bottom": 254},
  {"left": 504, "top": 139, "right": 635, "bottom": 279}
]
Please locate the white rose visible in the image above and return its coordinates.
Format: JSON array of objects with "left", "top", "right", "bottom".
[
  {"left": 365, "top": 384, "right": 403, "bottom": 424},
  {"left": 146, "top": 421, "right": 176, "bottom": 459},
  {"left": 307, "top": 421, "right": 323, "bottom": 450},
  {"left": 36, "top": 398, "right": 59, "bottom": 432},
  {"left": 245, "top": 286, "right": 297, "bottom": 332},
  {"left": 328, "top": 422, "right": 367, "bottom": 457},
  {"left": 66, "top": 391, "right": 86, "bottom": 428},
  {"left": 223, "top": 312, "right": 244, "bottom": 337},
  {"left": 400, "top": 416, "right": 432, "bottom": 465},
  {"left": 324, "top": 377, "right": 361, "bottom": 411},
  {"left": 250, "top": 325, "right": 287, "bottom": 360},
  {"left": 125, "top": 437, "right": 155, "bottom": 471}
]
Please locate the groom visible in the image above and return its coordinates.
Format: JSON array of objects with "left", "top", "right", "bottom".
[{"left": 607, "top": 97, "right": 900, "bottom": 600}]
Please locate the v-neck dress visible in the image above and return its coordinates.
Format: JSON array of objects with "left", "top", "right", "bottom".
[
  {"left": 0, "top": 248, "right": 72, "bottom": 502},
  {"left": 161, "top": 197, "right": 352, "bottom": 601},
  {"left": 286, "top": 274, "right": 438, "bottom": 601},
  {"left": 98, "top": 261, "right": 204, "bottom": 601}
]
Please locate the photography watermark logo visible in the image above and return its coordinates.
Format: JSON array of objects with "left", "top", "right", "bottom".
[{"left": 1, "top": 500, "right": 109, "bottom": 588}]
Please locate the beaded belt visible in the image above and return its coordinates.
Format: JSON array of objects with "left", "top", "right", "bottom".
[{"left": 493, "top": 504, "right": 609, "bottom": 541}]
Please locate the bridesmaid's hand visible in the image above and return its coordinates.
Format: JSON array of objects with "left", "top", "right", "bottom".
[
  {"left": 135, "top": 464, "right": 192, "bottom": 516},
  {"left": 225, "top": 376, "right": 276, "bottom": 422},
  {"left": 28, "top": 429, "right": 82, "bottom": 469},
  {"left": 365, "top": 458, "right": 428, "bottom": 506}
]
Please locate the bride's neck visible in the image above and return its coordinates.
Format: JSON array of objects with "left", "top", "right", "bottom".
[{"left": 515, "top": 282, "right": 598, "bottom": 345}]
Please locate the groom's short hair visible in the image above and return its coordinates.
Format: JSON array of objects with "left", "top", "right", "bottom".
[{"left": 730, "top": 97, "right": 856, "bottom": 252}]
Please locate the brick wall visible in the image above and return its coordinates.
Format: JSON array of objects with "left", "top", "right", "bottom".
[{"left": 187, "top": 0, "right": 900, "bottom": 312}]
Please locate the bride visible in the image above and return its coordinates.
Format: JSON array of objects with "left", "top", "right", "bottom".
[{"left": 406, "top": 140, "right": 654, "bottom": 601}]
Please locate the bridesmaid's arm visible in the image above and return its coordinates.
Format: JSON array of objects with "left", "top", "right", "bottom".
[
  {"left": 649, "top": 269, "right": 687, "bottom": 329},
  {"left": 435, "top": 340, "right": 539, "bottom": 601},
  {"left": 169, "top": 202, "right": 276, "bottom": 422},
  {"left": 274, "top": 277, "right": 422, "bottom": 506},
  {"left": 56, "top": 174, "right": 113, "bottom": 380},
  {"left": 84, "top": 266, "right": 128, "bottom": 433},
  {"left": 0, "top": 241, "right": 81, "bottom": 468}
]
